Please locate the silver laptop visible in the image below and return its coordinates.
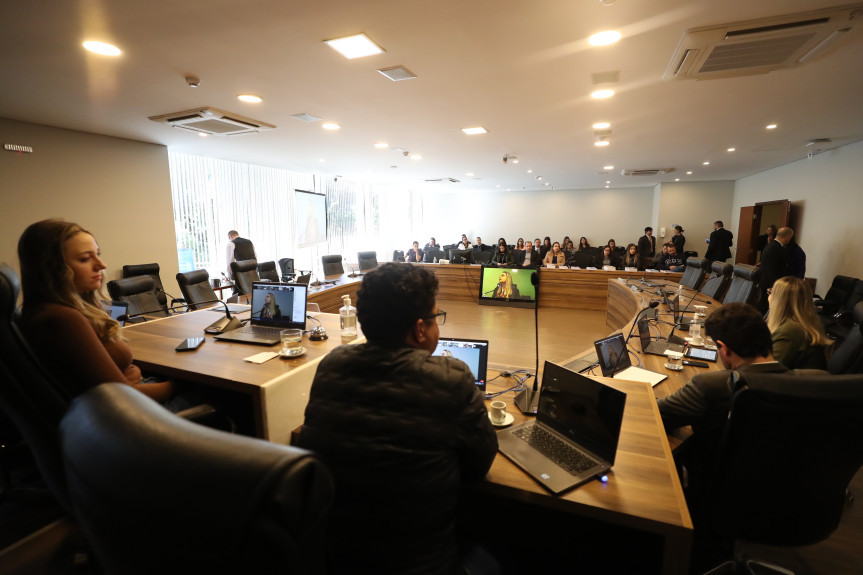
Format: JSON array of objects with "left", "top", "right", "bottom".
[
  {"left": 593, "top": 333, "right": 667, "bottom": 386},
  {"left": 637, "top": 318, "right": 684, "bottom": 357},
  {"left": 498, "top": 361, "right": 627, "bottom": 494},
  {"left": 214, "top": 282, "right": 307, "bottom": 345}
]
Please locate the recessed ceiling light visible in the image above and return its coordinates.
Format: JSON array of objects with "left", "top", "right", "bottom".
[
  {"left": 675, "top": 178, "right": 680, "bottom": 181},
  {"left": 766, "top": 124, "right": 778, "bottom": 130},
  {"left": 703, "top": 161, "right": 710, "bottom": 165},
  {"left": 83, "top": 41, "right": 121, "bottom": 56},
  {"left": 544, "top": 182, "right": 550, "bottom": 186},
  {"left": 589, "top": 31, "right": 621, "bottom": 46},
  {"left": 237, "top": 94, "right": 262, "bottom": 103},
  {"left": 605, "top": 185, "right": 610, "bottom": 189},
  {"left": 603, "top": 165, "right": 614, "bottom": 170},
  {"left": 462, "top": 127, "right": 488, "bottom": 135},
  {"left": 686, "top": 171, "right": 693, "bottom": 175},
  {"left": 374, "top": 142, "right": 389, "bottom": 149},
  {"left": 591, "top": 89, "right": 615, "bottom": 99},
  {"left": 606, "top": 181, "right": 611, "bottom": 184},
  {"left": 198, "top": 133, "right": 208, "bottom": 138},
  {"left": 411, "top": 154, "right": 422, "bottom": 160},
  {"left": 527, "top": 169, "right": 533, "bottom": 173},
  {"left": 466, "top": 172, "right": 474, "bottom": 177},
  {"left": 595, "top": 140, "right": 610, "bottom": 147},
  {"left": 324, "top": 34, "right": 385, "bottom": 59},
  {"left": 319, "top": 159, "right": 326, "bottom": 163},
  {"left": 727, "top": 147, "right": 736, "bottom": 152},
  {"left": 592, "top": 122, "right": 611, "bottom": 130},
  {"left": 322, "top": 123, "right": 340, "bottom": 130}
]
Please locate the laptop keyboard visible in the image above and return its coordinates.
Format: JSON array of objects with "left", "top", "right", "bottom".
[
  {"left": 513, "top": 426, "right": 597, "bottom": 476},
  {"left": 236, "top": 325, "right": 283, "bottom": 337}
]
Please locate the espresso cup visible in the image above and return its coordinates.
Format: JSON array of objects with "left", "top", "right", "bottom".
[{"left": 490, "top": 400, "right": 507, "bottom": 425}]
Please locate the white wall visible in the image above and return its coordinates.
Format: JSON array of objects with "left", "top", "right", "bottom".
[
  {"left": 732, "top": 139, "right": 863, "bottom": 289},
  {"left": 655, "top": 180, "right": 735, "bottom": 252},
  {"left": 0, "top": 118, "right": 181, "bottom": 297},
  {"left": 420, "top": 186, "right": 655, "bottom": 249}
]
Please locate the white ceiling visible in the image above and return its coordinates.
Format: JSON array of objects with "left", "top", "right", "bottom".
[{"left": 2, "top": 0, "right": 863, "bottom": 192}]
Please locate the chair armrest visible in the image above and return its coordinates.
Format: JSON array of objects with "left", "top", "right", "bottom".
[{"left": 175, "top": 403, "right": 237, "bottom": 433}]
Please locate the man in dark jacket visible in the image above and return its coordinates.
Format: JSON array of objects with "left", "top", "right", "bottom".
[
  {"left": 704, "top": 220, "right": 733, "bottom": 262},
  {"left": 758, "top": 226, "right": 793, "bottom": 312},
  {"left": 298, "top": 263, "right": 498, "bottom": 575},
  {"left": 637, "top": 226, "right": 656, "bottom": 265}
]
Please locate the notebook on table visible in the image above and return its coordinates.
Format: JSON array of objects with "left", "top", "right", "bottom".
[
  {"left": 593, "top": 333, "right": 667, "bottom": 386},
  {"left": 214, "top": 282, "right": 307, "bottom": 345},
  {"left": 497, "top": 361, "right": 627, "bottom": 494},
  {"left": 637, "top": 319, "right": 685, "bottom": 357},
  {"left": 432, "top": 337, "right": 489, "bottom": 392}
]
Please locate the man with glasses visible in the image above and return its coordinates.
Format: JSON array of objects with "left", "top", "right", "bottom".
[{"left": 298, "top": 263, "right": 498, "bottom": 575}]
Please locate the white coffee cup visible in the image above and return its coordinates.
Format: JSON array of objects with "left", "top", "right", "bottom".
[{"left": 490, "top": 400, "right": 507, "bottom": 425}]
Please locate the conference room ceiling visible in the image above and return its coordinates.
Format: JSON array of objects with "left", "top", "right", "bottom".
[{"left": 2, "top": 0, "right": 863, "bottom": 192}]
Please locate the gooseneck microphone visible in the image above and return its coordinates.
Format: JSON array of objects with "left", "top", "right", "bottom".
[
  {"left": 192, "top": 298, "right": 245, "bottom": 334},
  {"left": 514, "top": 272, "right": 541, "bottom": 414},
  {"left": 609, "top": 301, "right": 660, "bottom": 377}
]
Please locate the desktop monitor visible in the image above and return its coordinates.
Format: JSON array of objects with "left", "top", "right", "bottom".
[
  {"left": 432, "top": 337, "right": 489, "bottom": 391},
  {"left": 478, "top": 266, "right": 537, "bottom": 309},
  {"left": 448, "top": 248, "right": 473, "bottom": 264}
]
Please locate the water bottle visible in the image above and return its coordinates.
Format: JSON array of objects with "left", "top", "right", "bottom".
[{"left": 339, "top": 294, "right": 357, "bottom": 337}]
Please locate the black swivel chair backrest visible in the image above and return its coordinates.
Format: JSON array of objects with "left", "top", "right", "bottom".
[
  {"left": 176, "top": 269, "right": 218, "bottom": 311},
  {"left": 321, "top": 255, "right": 344, "bottom": 276},
  {"left": 472, "top": 250, "right": 492, "bottom": 265},
  {"left": 679, "top": 257, "right": 709, "bottom": 290},
  {"left": 230, "top": 259, "right": 259, "bottom": 295},
  {"left": 815, "top": 275, "right": 860, "bottom": 316},
  {"left": 278, "top": 258, "right": 296, "bottom": 282},
  {"left": 721, "top": 264, "right": 761, "bottom": 306},
  {"left": 60, "top": 383, "right": 333, "bottom": 575},
  {"left": 705, "top": 371, "right": 863, "bottom": 547},
  {"left": 107, "top": 275, "right": 169, "bottom": 319},
  {"left": 828, "top": 302, "right": 863, "bottom": 375},
  {"left": 122, "top": 263, "right": 167, "bottom": 309},
  {"left": 0, "top": 263, "right": 73, "bottom": 512},
  {"left": 357, "top": 251, "right": 378, "bottom": 273},
  {"left": 570, "top": 251, "right": 595, "bottom": 268},
  {"left": 257, "top": 260, "right": 280, "bottom": 282},
  {"left": 392, "top": 250, "right": 405, "bottom": 262},
  {"left": 512, "top": 249, "right": 526, "bottom": 266},
  {"left": 701, "top": 261, "right": 734, "bottom": 301}
]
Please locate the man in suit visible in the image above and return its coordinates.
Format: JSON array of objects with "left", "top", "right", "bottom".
[
  {"left": 226, "top": 230, "right": 256, "bottom": 294},
  {"left": 658, "top": 303, "right": 818, "bottom": 524},
  {"left": 758, "top": 226, "right": 793, "bottom": 312},
  {"left": 704, "top": 220, "right": 733, "bottom": 262},
  {"left": 637, "top": 227, "right": 656, "bottom": 266}
]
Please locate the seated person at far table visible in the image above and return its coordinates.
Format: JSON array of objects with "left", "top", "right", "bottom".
[
  {"left": 657, "top": 303, "right": 824, "bottom": 523},
  {"left": 298, "top": 263, "right": 498, "bottom": 575},
  {"left": 658, "top": 243, "right": 685, "bottom": 272},
  {"left": 599, "top": 245, "right": 621, "bottom": 269},
  {"left": 490, "top": 241, "right": 514, "bottom": 265},
  {"left": 543, "top": 241, "right": 566, "bottom": 266},
  {"left": 405, "top": 240, "right": 423, "bottom": 262}
]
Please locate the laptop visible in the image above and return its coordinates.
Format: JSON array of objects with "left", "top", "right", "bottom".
[
  {"left": 432, "top": 337, "right": 489, "bottom": 391},
  {"left": 564, "top": 352, "right": 598, "bottom": 374},
  {"left": 296, "top": 273, "right": 312, "bottom": 285},
  {"left": 673, "top": 295, "right": 691, "bottom": 331},
  {"left": 637, "top": 318, "right": 685, "bottom": 357},
  {"left": 105, "top": 300, "right": 129, "bottom": 326},
  {"left": 593, "top": 333, "right": 667, "bottom": 386},
  {"left": 214, "top": 282, "right": 307, "bottom": 345},
  {"left": 497, "top": 361, "right": 627, "bottom": 494}
]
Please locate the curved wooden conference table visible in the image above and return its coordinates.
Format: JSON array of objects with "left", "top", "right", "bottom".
[{"left": 127, "top": 264, "right": 721, "bottom": 575}]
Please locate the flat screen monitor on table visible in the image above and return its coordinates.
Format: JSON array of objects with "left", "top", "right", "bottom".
[{"left": 478, "top": 265, "right": 537, "bottom": 309}]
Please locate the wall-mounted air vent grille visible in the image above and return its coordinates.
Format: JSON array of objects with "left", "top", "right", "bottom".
[
  {"left": 621, "top": 168, "right": 672, "bottom": 176},
  {"left": 148, "top": 107, "right": 276, "bottom": 136},
  {"left": 664, "top": 4, "right": 863, "bottom": 80},
  {"left": 424, "top": 178, "right": 461, "bottom": 183}
]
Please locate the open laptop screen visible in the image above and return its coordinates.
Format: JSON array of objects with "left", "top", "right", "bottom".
[
  {"left": 433, "top": 337, "right": 489, "bottom": 391},
  {"left": 593, "top": 333, "right": 631, "bottom": 377},
  {"left": 249, "top": 282, "right": 307, "bottom": 329}
]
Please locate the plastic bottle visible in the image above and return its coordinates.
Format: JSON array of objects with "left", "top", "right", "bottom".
[{"left": 339, "top": 294, "right": 357, "bottom": 337}]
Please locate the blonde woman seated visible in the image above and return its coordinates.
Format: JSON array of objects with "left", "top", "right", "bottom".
[
  {"left": 492, "top": 271, "right": 520, "bottom": 299},
  {"left": 766, "top": 276, "right": 832, "bottom": 369}
]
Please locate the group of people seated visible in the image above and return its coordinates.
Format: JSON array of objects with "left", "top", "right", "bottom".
[{"left": 405, "top": 232, "right": 688, "bottom": 271}]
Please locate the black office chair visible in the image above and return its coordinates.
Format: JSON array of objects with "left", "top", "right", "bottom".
[
  {"left": 721, "top": 264, "right": 761, "bottom": 306},
  {"left": 321, "top": 254, "right": 344, "bottom": 276},
  {"left": 107, "top": 275, "right": 169, "bottom": 320},
  {"left": 569, "top": 251, "right": 595, "bottom": 268},
  {"left": 257, "top": 260, "right": 280, "bottom": 282},
  {"left": 814, "top": 275, "right": 860, "bottom": 316},
  {"left": 701, "top": 262, "right": 734, "bottom": 301},
  {"left": 680, "top": 258, "right": 709, "bottom": 290},
  {"left": 122, "top": 263, "right": 174, "bottom": 309},
  {"left": 698, "top": 371, "right": 863, "bottom": 574},
  {"left": 357, "top": 251, "right": 378, "bottom": 273},
  {"left": 230, "top": 259, "right": 259, "bottom": 295},
  {"left": 278, "top": 257, "right": 296, "bottom": 282},
  {"left": 60, "top": 383, "right": 333, "bottom": 575},
  {"left": 822, "top": 280, "right": 863, "bottom": 340},
  {"left": 392, "top": 250, "right": 405, "bottom": 262},
  {"left": 472, "top": 250, "right": 492, "bottom": 265},
  {"left": 828, "top": 302, "right": 863, "bottom": 375},
  {"left": 176, "top": 269, "right": 219, "bottom": 310},
  {"left": 512, "top": 249, "right": 526, "bottom": 266}
]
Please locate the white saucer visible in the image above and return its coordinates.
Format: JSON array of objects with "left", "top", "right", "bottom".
[
  {"left": 488, "top": 412, "right": 515, "bottom": 427},
  {"left": 664, "top": 363, "right": 684, "bottom": 371},
  {"left": 279, "top": 347, "right": 307, "bottom": 358},
  {"left": 684, "top": 337, "right": 706, "bottom": 347}
]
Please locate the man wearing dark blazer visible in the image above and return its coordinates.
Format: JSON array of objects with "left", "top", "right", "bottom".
[
  {"left": 704, "top": 220, "right": 733, "bottom": 262},
  {"left": 758, "top": 226, "right": 793, "bottom": 312},
  {"left": 637, "top": 227, "right": 656, "bottom": 266}
]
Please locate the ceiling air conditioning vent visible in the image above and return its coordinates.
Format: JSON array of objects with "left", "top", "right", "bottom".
[
  {"left": 663, "top": 4, "right": 863, "bottom": 80},
  {"left": 148, "top": 107, "right": 276, "bottom": 136},
  {"left": 621, "top": 168, "right": 672, "bottom": 176},
  {"left": 424, "top": 178, "right": 461, "bottom": 183}
]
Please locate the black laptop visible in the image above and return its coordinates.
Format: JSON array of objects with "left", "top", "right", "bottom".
[
  {"left": 432, "top": 337, "right": 489, "bottom": 391},
  {"left": 673, "top": 295, "right": 692, "bottom": 331},
  {"left": 637, "top": 318, "right": 685, "bottom": 357},
  {"left": 214, "top": 282, "right": 307, "bottom": 345},
  {"left": 497, "top": 361, "right": 627, "bottom": 494}
]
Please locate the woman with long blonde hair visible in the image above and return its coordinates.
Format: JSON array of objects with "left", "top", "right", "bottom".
[
  {"left": 492, "top": 271, "right": 520, "bottom": 299},
  {"left": 18, "top": 219, "right": 174, "bottom": 403},
  {"left": 766, "top": 276, "right": 832, "bottom": 369}
]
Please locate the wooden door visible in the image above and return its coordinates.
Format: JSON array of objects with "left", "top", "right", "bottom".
[{"left": 736, "top": 205, "right": 759, "bottom": 264}]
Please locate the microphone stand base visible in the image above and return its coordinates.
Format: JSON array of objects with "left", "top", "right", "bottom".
[{"left": 513, "top": 387, "right": 540, "bottom": 415}]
